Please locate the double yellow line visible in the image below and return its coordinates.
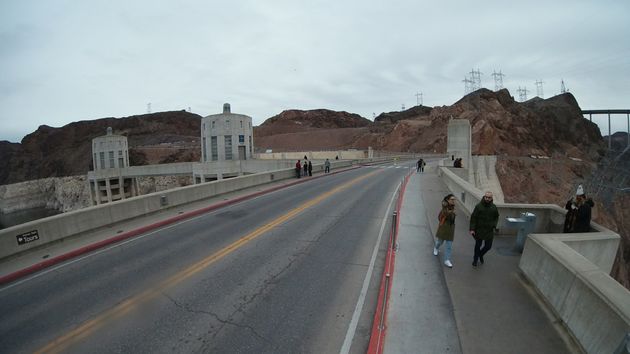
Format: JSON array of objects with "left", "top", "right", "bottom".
[{"left": 36, "top": 170, "right": 380, "bottom": 354}]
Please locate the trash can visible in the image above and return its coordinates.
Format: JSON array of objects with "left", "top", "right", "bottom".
[{"left": 504, "top": 212, "right": 536, "bottom": 253}]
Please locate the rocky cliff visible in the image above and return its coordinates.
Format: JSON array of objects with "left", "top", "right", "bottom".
[{"left": 0, "top": 110, "right": 201, "bottom": 185}]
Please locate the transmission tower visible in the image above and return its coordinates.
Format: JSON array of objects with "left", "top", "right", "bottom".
[
  {"left": 147, "top": 102, "right": 152, "bottom": 114},
  {"left": 560, "top": 79, "right": 569, "bottom": 93},
  {"left": 535, "top": 80, "right": 544, "bottom": 98},
  {"left": 517, "top": 86, "right": 529, "bottom": 101},
  {"left": 469, "top": 69, "right": 483, "bottom": 91},
  {"left": 415, "top": 92, "right": 423, "bottom": 106},
  {"left": 463, "top": 77, "right": 473, "bottom": 94},
  {"left": 491, "top": 70, "right": 505, "bottom": 91},
  {"left": 401, "top": 103, "right": 406, "bottom": 111}
]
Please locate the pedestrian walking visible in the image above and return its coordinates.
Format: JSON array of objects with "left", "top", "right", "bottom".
[
  {"left": 308, "top": 160, "right": 313, "bottom": 176},
  {"left": 434, "top": 194, "right": 457, "bottom": 268},
  {"left": 469, "top": 191, "right": 499, "bottom": 267},
  {"left": 295, "top": 160, "right": 301, "bottom": 178},
  {"left": 324, "top": 158, "right": 331, "bottom": 173}
]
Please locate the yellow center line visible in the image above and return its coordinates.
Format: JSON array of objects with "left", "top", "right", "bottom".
[{"left": 36, "top": 169, "right": 381, "bottom": 354}]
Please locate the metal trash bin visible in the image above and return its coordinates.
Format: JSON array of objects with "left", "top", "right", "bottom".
[{"left": 504, "top": 212, "right": 536, "bottom": 253}]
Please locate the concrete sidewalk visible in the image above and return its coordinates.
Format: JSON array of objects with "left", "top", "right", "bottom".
[{"left": 384, "top": 164, "right": 578, "bottom": 353}]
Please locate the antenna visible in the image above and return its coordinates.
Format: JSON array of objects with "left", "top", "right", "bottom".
[
  {"left": 560, "top": 79, "right": 568, "bottom": 93},
  {"left": 491, "top": 70, "right": 505, "bottom": 91},
  {"left": 535, "top": 80, "right": 544, "bottom": 98},
  {"left": 415, "top": 92, "right": 423, "bottom": 106}
]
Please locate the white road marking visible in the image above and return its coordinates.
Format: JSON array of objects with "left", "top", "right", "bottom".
[{"left": 339, "top": 180, "right": 400, "bottom": 354}]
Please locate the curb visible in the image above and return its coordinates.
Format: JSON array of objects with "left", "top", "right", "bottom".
[{"left": 366, "top": 171, "right": 412, "bottom": 354}]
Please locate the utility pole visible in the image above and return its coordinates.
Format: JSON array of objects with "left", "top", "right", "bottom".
[
  {"left": 415, "top": 92, "right": 423, "bottom": 106},
  {"left": 535, "top": 80, "right": 544, "bottom": 98},
  {"left": 491, "top": 70, "right": 505, "bottom": 91}
]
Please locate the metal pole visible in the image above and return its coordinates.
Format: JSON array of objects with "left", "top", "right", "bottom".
[
  {"left": 391, "top": 211, "right": 398, "bottom": 250},
  {"left": 627, "top": 113, "right": 629, "bottom": 148},
  {"left": 589, "top": 113, "right": 592, "bottom": 122},
  {"left": 609, "top": 113, "right": 612, "bottom": 149}
]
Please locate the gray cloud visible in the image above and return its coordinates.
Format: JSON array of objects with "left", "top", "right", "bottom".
[{"left": 1, "top": 0, "right": 629, "bottom": 143}]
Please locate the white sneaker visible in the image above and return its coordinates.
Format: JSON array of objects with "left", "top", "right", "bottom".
[
  {"left": 444, "top": 260, "right": 453, "bottom": 268},
  {"left": 433, "top": 247, "right": 439, "bottom": 256}
]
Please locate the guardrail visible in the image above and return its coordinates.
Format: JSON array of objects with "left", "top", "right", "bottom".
[{"left": 438, "top": 162, "right": 628, "bottom": 354}]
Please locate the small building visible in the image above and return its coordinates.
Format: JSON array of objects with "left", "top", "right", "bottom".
[{"left": 88, "top": 127, "right": 138, "bottom": 204}]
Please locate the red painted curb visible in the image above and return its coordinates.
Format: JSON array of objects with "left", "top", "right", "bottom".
[
  {"left": 0, "top": 166, "right": 363, "bottom": 286},
  {"left": 367, "top": 171, "right": 412, "bottom": 354}
]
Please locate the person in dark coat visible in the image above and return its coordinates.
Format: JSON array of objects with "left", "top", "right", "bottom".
[
  {"left": 308, "top": 160, "right": 313, "bottom": 176},
  {"left": 434, "top": 194, "right": 456, "bottom": 268},
  {"left": 303, "top": 160, "right": 308, "bottom": 177},
  {"left": 295, "top": 160, "right": 301, "bottom": 178},
  {"left": 469, "top": 191, "right": 500, "bottom": 267},
  {"left": 564, "top": 185, "right": 593, "bottom": 233}
]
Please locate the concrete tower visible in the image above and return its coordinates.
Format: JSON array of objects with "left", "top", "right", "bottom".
[
  {"left": 88, "top": 127, "right": 137, "bottom": 205},
  {"left": 200, "top": 103, "right": 253, "bottom": 162}
]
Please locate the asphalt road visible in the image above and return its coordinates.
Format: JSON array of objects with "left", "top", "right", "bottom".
[{"left": 0, "top": 162, "right": 414, "bottom": 353}]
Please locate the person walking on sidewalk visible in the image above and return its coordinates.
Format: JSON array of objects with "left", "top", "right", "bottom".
[
  {"left": 434, "top": 194, "right": 457, "bottom": 268},
  {"left": 308, "top": 160, "right": 313, "bottom": 176},
  {"left": 469, "top": 191, "right": 499, "bottom": 267},
  {"left": 324, "top": 158, "right": 331, "bottom": 173}
]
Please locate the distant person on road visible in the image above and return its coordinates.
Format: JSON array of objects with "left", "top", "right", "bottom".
[
  {"left": 417, "top": 158, "right": 426, "bottom": 173},
  {"left": 335, "top": 155, "right": 339, "bottom": 160},
  {"left": 308, "top": 160, "right": 313, "bottom": 176},
  {"left": 563, "top": 184, "right": 594, "bottom": 233},
  {"left": 469, "top": 191, "right": 500, "bottom": 267},
  {"left": 324, "top": 158, "right": 331, "bottom": 173},
  {"left": 434, "top": 194, "right": 457, "bottom": 268},
  {"left": 295, "top": 160, "right": 302, "bottom": 178},
  {"left": 303, "top": 160, "right": 308, "bottom": 177}
]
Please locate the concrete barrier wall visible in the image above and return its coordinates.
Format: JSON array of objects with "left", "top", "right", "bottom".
[
  {"left": 439, "top": 164, "right": 629, "bottom": 354},
  {"left": 0, "top": 160, "right": 357, "bottom": 260},
  {"left": 520, "top": 234, "right": 628, "bottom": 354}
]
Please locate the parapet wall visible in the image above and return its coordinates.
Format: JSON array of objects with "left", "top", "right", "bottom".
[{"left": 438, "top": 162, "right": 629, "bottom": 354}]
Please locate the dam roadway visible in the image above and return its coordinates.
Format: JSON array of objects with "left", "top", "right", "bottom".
[{"left": 0, "top": 163, "right": 412, "bottom": 353}]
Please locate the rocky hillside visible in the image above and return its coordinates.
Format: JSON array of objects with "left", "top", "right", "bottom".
[{"left": 0, "top": 111, "right": 201, "bottom": 185}]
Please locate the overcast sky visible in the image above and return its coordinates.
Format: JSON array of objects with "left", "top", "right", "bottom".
[{"left": 1, "top": 0, "right": 629, "bottom": 143}]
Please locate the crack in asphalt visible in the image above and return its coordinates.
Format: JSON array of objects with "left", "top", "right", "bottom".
[{"left": 162, "top": 293, "right": 271, "bottom": 349}]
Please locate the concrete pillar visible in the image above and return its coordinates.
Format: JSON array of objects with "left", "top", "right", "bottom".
[
  {"left": 119, "top": 176, "right": 125, "bottom": 200},
  {"left": 105, "top": 179, "right": 113, "bottom": 203}
]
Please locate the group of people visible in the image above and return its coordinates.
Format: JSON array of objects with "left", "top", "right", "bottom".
[
  {"left": 295, "top": 157, "right": 331, "bottom": 178},
  {"left": 433, "top": 191, "right": 499, "bottom": 268},
  {"left": 433, "top": 184, "right": 593, "bottom": 268}
]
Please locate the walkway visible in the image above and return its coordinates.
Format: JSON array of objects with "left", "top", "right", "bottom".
[{"left": 384, "top": 164, "right": 578, "bottom": 353}]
